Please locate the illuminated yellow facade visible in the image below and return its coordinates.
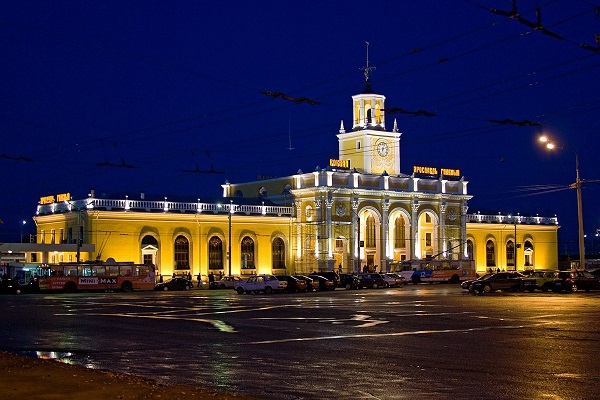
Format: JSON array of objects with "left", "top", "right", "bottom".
[{"left": 32, "top": 82, "right": 559, "bottom": 277}]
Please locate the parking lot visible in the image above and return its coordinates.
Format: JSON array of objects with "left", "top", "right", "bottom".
[{"left": 2, "top": 284, "right": 600, "bottom": 399}]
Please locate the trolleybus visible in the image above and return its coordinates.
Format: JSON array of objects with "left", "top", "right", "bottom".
[
  {"left": 37, "top": 259, "right": 156, "bottom": 292},
  {"left": 391, "top": 259, "right": 476, "bottom": 284}
]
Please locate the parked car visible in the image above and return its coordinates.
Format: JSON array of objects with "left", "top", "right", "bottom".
[
  {"left": 381, "top": 273, "right": 404, "bottom": 287},
  {"left": 339, "top": 273, "right": 361, "bottom": 289},
  {"left": 386, "top": 273, "right": 407, "bottom": 286},
  {"left": 210, "top": 276, "right": 243, "bottom": 289},
  {"left": 519, "top": 270, "right": 558, "bottom": 292},
  {"left": 314, "top": 271, "right": 340, "bottom": 288},
  {"left": 461, "top": 273, "right": 493, "bottom": 291},
  {"left": 553, "top": 270, "right": 600, "bottom": 293},
  {"left": 0, "top": 279, "right": 24, "bottom": 294},
  {"left": 294, "top": 275, "right": 320, "bottom": 292},
  {"left": 358, "top": 273, "right": 387, "bottom": 289},
  {"left": 471, "top": 272, "right": 525, "bottom": 294},
  {"left": 308, "top": 274, "right": 336, "bottom": 291},
  {"left": 275, "top": 275, "right": 308, "bottom": 292},
  {"left": 234, "top": 275, "right": 288, "bottom": 294},
  {"left": 155, "top": 277, "right": 194, "bottom": 291}
]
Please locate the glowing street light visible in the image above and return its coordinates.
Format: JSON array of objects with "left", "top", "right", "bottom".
[
  {"left": 539, "top": 135, "right": 585, "bottom": 269},
  {"left": 20, "top": 220, "right": 27, "bottom": 243}
]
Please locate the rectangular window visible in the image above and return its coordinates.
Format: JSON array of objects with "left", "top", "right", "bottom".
[{"left": 425, "top": 233, "right": 432, "bottom": 246}]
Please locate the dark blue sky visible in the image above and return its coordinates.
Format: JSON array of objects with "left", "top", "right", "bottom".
[{"left": 2, "top": 1, "right": 599, "bottom": 254}]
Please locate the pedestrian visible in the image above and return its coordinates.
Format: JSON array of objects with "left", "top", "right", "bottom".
[
  {"left": 208, "top": 272, "right": 215, "bottom": 283},
  {"left": 219, "top": 270, "right": 223, "bottom": 279},
  {"left": 197, "top": 273, "right": 202, "bottom": 288},
  {"left": 187, "top": 272, "right": 192, "bottom": 281},
  {"left": 159, "top": 274, "right": 163, "bottom": 283}
]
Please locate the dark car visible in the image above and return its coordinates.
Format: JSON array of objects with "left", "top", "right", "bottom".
[
  {"left": 308, "top": 274, "right": 336, "bottom": 291},
  {"left": 358, "top": 273, "right": 387, "bottom": 289},
  {"left": 461, "top": 273, "right": 493, "bottom": 291},
  {"left": 339, "top": 273, "right": 361, "bottom": 289},
  {"left": 314, "top": 271, "right": 340, "bottom": 288},
  {"left": 275, "top": 275, "right": 308, "bottom": 292},
  {"left": 553, "top": 270, "right": 600, "bottom": 293},
  {"left": 294, "top": 275, "right": 320, "bottom": 292},
  {"left": 471, "top": 272, "right": 525, "bottom": 294},
  {"left": 0, "top": 279, "right": 25, "bottom": 294},
  {"left": 154, "top": 277, "right": 194, "bottom": 291}
]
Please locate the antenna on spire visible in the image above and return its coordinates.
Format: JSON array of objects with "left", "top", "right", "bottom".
[{"left": 359, "top": 41, "right": 375, "bottom": 92}]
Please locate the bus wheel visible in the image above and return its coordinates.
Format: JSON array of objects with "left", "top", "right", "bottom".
[
  {"left": 64, "top": 282, "right": 77, "bottom": 293},
  {"left": 121, "top": 281, "right": 133, "bottom": 292},
  {"left": 449, "top": 274, "right": 460, "bottom": 284},
  {"left": 412, "top": 276, "right": 421, "bottom": 285}
]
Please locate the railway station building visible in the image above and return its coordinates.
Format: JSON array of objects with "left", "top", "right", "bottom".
[{"left": 31, "top": 79, "right": 559, "bottom": 280}]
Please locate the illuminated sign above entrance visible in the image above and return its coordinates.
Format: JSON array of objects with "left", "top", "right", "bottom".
[
  {"left": 329, "top": 158, "right": 350, "bottom": 170},
  {"left": 39, "top": 192, "right": 71, "bottom": 205},
  {"left": 413, "top": 166, "right": 460, "bottom": 178}
]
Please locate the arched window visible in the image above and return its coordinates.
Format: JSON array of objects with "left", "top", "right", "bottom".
[
  {"left": 141, "top": 235, "right": 158, "bottom": 266},
  {"left": 366, "top": 215, "right": 375, "bottom": 247},
  {"left": 486, "top": 240, "right": 496, "bottom": 268},
  {"left": 272, "top": 237, "right": 285, "bottom": 270},
  {"left": 174, "top": 235, "right": 189, "bottom": 269},
  {"left": 506, "top": 241, "right": 515, "bottom": 267},
  {"left": 208, "top": 236, "right": 223, "bottom": 270},
  {"left": 467, "top": 240, "right": 474, "bottom": 260},
  {"left": 524, "top": 240, "right": 534, "bottom": 267},
  {"left": 142, "top": 235, "right": 158, "bottom": 246},
  {"left": 394, "top": 217, "right": 405, "bottom": 248},
  {"left": 241, "top": 236, "right": 255, "bottom": 270}
]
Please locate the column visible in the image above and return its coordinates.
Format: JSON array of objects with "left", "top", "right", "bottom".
[
  {"left": 381, "top": 196, "right": 389, "bottom": 269},
  {"left": 325, "top": 198, "right": 333, "bottom": 259},
  {"left": 352, "top": 198, "right": 359, "bottom": 273},
  {"left": 411, "top": 201, "right": 419, "bottom": 259},
  {"left": 439, "top": 202, "right": 447, "bottom": 259},
  {"left": 461, "top": 203, "right": 469, "bottom": 259}
]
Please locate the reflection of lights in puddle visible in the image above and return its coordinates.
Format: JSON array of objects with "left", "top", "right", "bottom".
[
  {"left": 23, "top": 351, "right": 74, "bottom": 364},
  {"left": 555, "top": 373, "right": 582, "bottom": 379}
]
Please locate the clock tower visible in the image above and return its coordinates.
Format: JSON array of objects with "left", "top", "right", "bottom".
[{"left": 336, "top": 48, "right": 401, "bottom": 175}]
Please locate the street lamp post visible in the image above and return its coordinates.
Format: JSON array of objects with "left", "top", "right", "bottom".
[
  {"left": 539, "top": 135, "right": 585, "bottom": 270},
  {"left": 20, "top": 220, "right": 26, "bottom": 243},
  {"left": 228, "top": 199, "right": 233, "bottom": 277}
]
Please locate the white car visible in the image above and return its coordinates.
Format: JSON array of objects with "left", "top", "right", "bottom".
[
  {"left": 234, "top": 275, "right": 288, "bottom": 294},
  {"left": 211, "top": 276, "right": 243, "bottom": 289},
  {"left": 385, "top": 273, "right": 407, "bottom": 286}
]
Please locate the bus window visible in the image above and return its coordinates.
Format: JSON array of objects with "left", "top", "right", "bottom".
[
  {"left": 136, "top": 266, "right": 149, "bottom": 276},
  {"left": 65, "top": 266, "right": 78, "bottom": 276},
  {"left": 92, "top": 266, "right": 106, "bottom": 276},
  {"left": 107, "top": 266, "right": 119, "bottom": 276},
  {"left": 120, "top": 265, "right": 133, "bottom": 276}
]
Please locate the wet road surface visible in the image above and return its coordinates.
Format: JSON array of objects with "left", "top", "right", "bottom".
[{"left": 2, "top": 285, "right": 600, "bottom": 399}]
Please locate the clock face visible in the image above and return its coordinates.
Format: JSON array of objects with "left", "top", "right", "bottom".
[{"left": 377, "top": 140, "right": 389, "bottom": 157}]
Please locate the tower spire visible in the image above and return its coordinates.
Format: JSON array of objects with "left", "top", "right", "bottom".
[{"left": 359, "top": 41, "right": 375, "bottom": 93}]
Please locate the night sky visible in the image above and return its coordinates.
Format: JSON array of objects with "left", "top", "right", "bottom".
[{"left": 2, "top": 1, "right": 599, "bottom": 254}]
